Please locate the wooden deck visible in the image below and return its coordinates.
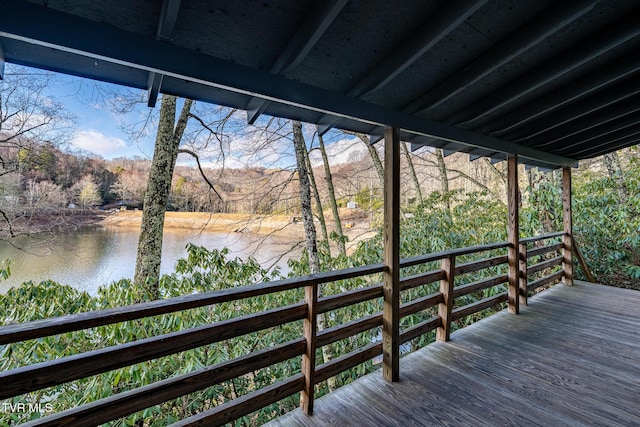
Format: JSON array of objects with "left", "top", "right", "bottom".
[{"left": 268, "top": 281, "right": 640, "bottom": 426}]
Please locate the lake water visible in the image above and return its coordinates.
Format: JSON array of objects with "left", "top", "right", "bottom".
[{"left": 0, "top": 226, "right": 303, "bottom": 295}]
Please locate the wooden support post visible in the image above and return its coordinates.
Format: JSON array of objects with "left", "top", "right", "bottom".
[
  {"left": 383, "top": 126, "right": 400, "bottom": 382},
  {"left": 437, "top": 255, "right": 455, "bottom": 341},
  {"left": 300, "top": 284, "right": 317, "bottom": 414},
  {"left": 562, "top": 166, "right": 573, "bottom": 286},
  {"left": 572, "top": 235, "right": 595, "bottom": 283},
  {"left": 519, "top": 243, "right": 528, "bottom": 306},
  {"left": 507, "top": 155, "right": 520, "bottom": 314}
]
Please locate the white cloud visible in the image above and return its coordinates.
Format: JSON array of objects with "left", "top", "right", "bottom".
[
  {"left": 308, "top": 137, "right": 367, "bottom": 168},
  {"left": 178, "top": 129, "right": 296, "bottom": 170},
  {"left": 72, "top": 130, "right": 127, "bottom": 157}
]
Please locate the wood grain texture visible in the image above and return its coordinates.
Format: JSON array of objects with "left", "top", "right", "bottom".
[
  {"left": 300, "top": 282, "right": 317, "bottom": 414},
  {"left": 399, "top": 293, "right": 443, "bottom": 318},
  {"left": 24, "top": 339, "right": 305, "bottom": 427},
  {"left": 436, "top": 255, "right": 455, "bottom": 341},
  {"left": 316, "top": 312, "right": 382, "bottom": 348},
  {"left": 454, "top": 255, "right": 508, "bottom": 276},
  {"left": 400, "top": 241, "right": 509, "bottom": 269},
  {"left": 267, "top": 282, "right": 640, "bottom": 427},
  {"left": 562, "top": 166, "right": 574, "bottom": 286},
  {"left": 452, "top": 274, "right": 508, "bottom": 299},
  {"left": 0, "top": 263, "right": 385, "bottom": 345},
  {"left": 527, "top": 255, "right": 563, "bottom": 275},
  {"left": 518, "top": 243, "right": 528, "bottom": 305},
  {"left": 519, "top": 231, "right": 564, "bottom": 244},
  {"left": 317, "top": 284, "right": 382, "bottom": 314},
  {"left": 383, "top": 126, "right": 400, "bottom": 382},
  {"left": 507, "top": 155, "right": 519, "bottom": 314},
  {"left": 451, "top": 292, "right": 508, "bottom": 322},
  {"left": 399, "top": 269, "right": 445, "bottom": 292},
  {"left": 0, "top": 303, "right": 307, "bottom": 398},
  {"left": 527, "top": 270, "right": 564, "bottom": 292},
  {"left": 400, "top": 316, "right": 441, "bottom": 344},
  {"left": 526, "top": 242, "right": 563, "bottom": 258},
  {"left": 572, "top": 235, "right": 596, "bottom": 282},
  {"left": 172, "top": 374, "right": 305, "bottom": 427},
  {"left": 314, "top": 342, "right": 382, "bottom": 384}
]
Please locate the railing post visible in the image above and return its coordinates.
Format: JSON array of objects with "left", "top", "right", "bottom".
[
  {"left": 382, "top": 126, "right": 400, "bottom": 382},
  {"left": 507, "top": 155, "right": 520, "bottom": 314},
  {"left": 562, "top": 166, "right": 574, "bottom": 286},
  {"left": 300, "top": 283, "right": 317, "bottom": 414},
  {"left": 519, "top": 243, "right": 528, "bottom": 306},
  {"left": 437, "top": 255, "right": 455, "bottom": 341}
]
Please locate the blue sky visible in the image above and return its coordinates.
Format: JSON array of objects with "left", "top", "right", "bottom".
[
  {"left": 50, "top": 72, "right": 156, "bottom": 159},
  {"left": 9, "top": 63, "right": 366, "bottom": 168}
]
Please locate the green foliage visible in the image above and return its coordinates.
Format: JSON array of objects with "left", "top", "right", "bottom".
[
  {"left": 0, "top": 245, "right": 302, "bottom": 426},
  {"left": 572, "top": 158, "right": 640, "bottom": 285},
  {"left": 3, "top": 157, "right": 640, "bottom": 425},
  {"left": 0, "top": 260, "right": 10, "bottom": 282}
]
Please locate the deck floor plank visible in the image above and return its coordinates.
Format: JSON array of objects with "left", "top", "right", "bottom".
[{"left": 267, "top": 282, "right": 640, "bottom": 426}]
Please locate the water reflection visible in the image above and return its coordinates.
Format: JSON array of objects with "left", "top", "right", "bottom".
[{"left": 0, "top": 226, "right": 302, "bottom": 295}]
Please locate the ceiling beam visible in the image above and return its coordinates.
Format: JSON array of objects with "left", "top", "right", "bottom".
[
  {"left": 156, "top": 0, "right": 181, "bottom": 40},
  {"left": 553, "top": 114, "right": 640, "bottom": 154},
  {"left": 147, "top": 72, "right": 163, "bottom": 108},
  {"left": 316, "top": 0, "right": 487, "bottom": 135},
  {"left": 147, "top": 0, "right": 182, "bottom": 107},
  {"left": 247, "top": 0, "right": 348, "bottom": 124},
  {"left": 533, "top": 97, "right": 640, "bottom": 148},
  {"left": 572, "top": 134, "right": 640, "bottom": 158},
  {"left": 446, "top": 12, "right": 640, "bottom": 128},
  {"left": 405, "top": 0, "right": 597, "bottom": 114},
  {"left": 478, "top": 53, "right": 640, "bottom": 136},
  {"left": 504, "top": 76, "right": 640, "bottom": 142},
  {"left": 349, "top": 0, "right": 488, "bottom": 98},
  {"left": 0, "top": 0, "right": 577, "bottom": 168}
]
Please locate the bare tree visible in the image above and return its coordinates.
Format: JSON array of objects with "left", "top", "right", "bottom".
[
  {"left": 1, "top": 65, "right": 76, "bottom": 237},
  {"left": 318, "top": 134, "right": 346, "bottom": 256},
  {"left": 603, "top": 151, "right": 629, "bottom": 200},
  {"left": 304, "top": 143, "right": 330, "bottom": 252},
  {"left": 401, "top": 142, "right": 423, "bottom": 205}
]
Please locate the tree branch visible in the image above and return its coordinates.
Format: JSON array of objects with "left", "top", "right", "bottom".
[{"left": 177, "top": 148, "right": 223, "bottom": 201}]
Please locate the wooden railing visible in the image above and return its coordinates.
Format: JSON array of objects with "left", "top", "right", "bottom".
[{"left": 0, "top": 234, "right": 569, "bottom": 427}]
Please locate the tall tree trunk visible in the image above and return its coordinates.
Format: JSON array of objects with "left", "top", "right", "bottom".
[
  {"left": 318, "top": 134, "right": 346, "bottom": 256},
  {"left": 402, "top": 141, "right": 423, "bottom": 205},
  {"left": 355, "top": 133, "right": 384, "bottom": 186},
  {"left": 603, "top": 151, "right": 629, "bottom": 200},
  {"left": 293, "top": 121, "right": 320, "bottom": 273},
  {"left": 134, "top": 96, "right": 193, "bottom": 298},
  {"left": 304, "top": 143, "right": 331, "bottom": 256},
  {"left": 435, "top": 148, "right": 450, "bottom": 211},
  {"left": 292, "top": 121, "right": 337, "bottom": 391},
  {"left": 526, "top": 168, "right": 556, "bottom": 234}
]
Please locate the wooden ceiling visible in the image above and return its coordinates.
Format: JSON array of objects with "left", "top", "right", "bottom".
[{"left": 1, "top": 0, "right": 639, "bottom": 169}]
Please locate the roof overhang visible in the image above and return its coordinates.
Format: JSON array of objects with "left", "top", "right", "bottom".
[{"left": 2, "top": 0, "right": 639, "bottom": 169}]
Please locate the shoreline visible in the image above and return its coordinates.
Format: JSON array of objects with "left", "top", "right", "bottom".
[
  {"left": 100, "top": 211, "right": 306, "bottom": 237},
  {"left": 1, "top": 210, "right": 377, "bottom": 253},
  {"left": 100, "top": 211, "right": 377, "bottom": 252}
]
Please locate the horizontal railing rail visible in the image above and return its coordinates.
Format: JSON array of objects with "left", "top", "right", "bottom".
[
  {"left": 520, "top": 233, "right": 565, "bottom": 302},
  {"left": 1, "top": 233, "right": 570, "bottom": 427},
  {"left": 0, "top": 263, "right": 386, "bottom": 345}
]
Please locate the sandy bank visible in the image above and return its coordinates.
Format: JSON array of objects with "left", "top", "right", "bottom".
[
  {"left": 100, "top": 210, "right": 377, "bottom": 252},
  {"left": 100, "top": 211, "right": 305, "bottom": 237}
]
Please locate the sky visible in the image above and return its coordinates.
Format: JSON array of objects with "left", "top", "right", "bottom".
[
  {"left": 19, "top": 64, "right": 367, "bottom": 169},
  {"left": 49, "top": 72, "right": 156, "bottom": 159}
]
